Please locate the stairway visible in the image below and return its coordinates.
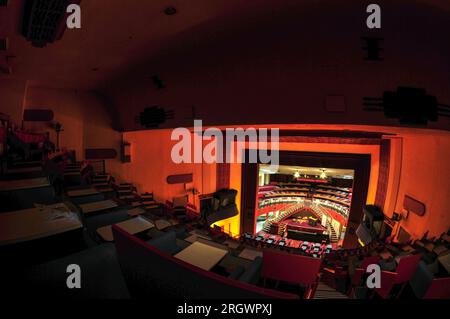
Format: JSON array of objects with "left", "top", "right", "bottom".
[
  {"left": 261, "top": 203, "right": 304, "bottom": 234},
  {"left": 326, "top": 220, "right": 339, "bottom": 243},
  {"left": 313, "top": 282, "right": 349, "bottom": 299},
  {"left": 262, "top": 220, "right": 273, "bottom": 233},
  {"left": 278, "top": 223, "right": 286, "bottom": 236}
]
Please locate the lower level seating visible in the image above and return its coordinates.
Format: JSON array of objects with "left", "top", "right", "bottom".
[
  {"left": 0, "top": 185, "right": 57, "bottom": 212},
  {"left": 112, "top": 225, "right": 299, "bottom": 299},
  {"left": 13, "top": 243, "right": 130, "bottom": 299},
  {"left": 228, "top": 256, "right": 263, "bottom": 285},
  {"left": 146, "top": 231, "right": 183, "bottom": 255},
  {"left": 84, "top": 208, "right": 130, "bottom": 242}
]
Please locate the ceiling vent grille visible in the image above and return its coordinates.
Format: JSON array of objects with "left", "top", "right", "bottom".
[
  {"left": 363, "top": 87, "right": 449, "bottom": 125},
  {"left": 21, "top": 0, "right": 73, "bottom": 47},
  {"left": 136, "top": 106, "right": 174, "bottom": 129}
]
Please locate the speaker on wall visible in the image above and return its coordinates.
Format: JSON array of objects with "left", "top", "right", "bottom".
[
  {"left": 85, "top": 148, "right": 117, "bottom": 160},
  {"left": 23, "top": 109, "right": 54, "bottom": 122}
]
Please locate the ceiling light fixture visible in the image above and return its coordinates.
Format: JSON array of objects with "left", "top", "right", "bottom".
[
  {"left": 320, "top": 169, "right": 327, "bottom": 179},
  {"left": 164, "top": 6, "right": 177, "bottom": 15},
  {"left": 294, "top": 171, "right": 300, "bottom": 179}
]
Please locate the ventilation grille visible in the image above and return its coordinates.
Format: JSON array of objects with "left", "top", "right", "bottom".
[
  {"left": 363, "top": 87, "right": 449, "bottom": 125},
  {"left": 21, "top": 0, "right": 70, "bottom": 47}
]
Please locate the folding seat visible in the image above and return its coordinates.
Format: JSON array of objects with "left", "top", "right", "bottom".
[{"left": 374, "top": 254, "right": 422, "bottom": 299}]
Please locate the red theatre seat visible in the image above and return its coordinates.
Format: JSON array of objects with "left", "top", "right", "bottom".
[
  {"left": 347, "top": 255, "right": 380, "bottom": 296},
  {"left": 14, "top": 130, "right": 46, "bottom": 144},
  {"left": 262, "top": 250, "right": 322, "bottom": 298},
  {"left": 423, "top": 278, "right": 450, "bottom": 299},
  {"left": 352, "top": 256, "right": 380, "bottom": 285},
  {"left": 374, "top": 254, "right": 421, "bottom": 299}
]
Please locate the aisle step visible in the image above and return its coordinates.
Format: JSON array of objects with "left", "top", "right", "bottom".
[{"left": 314, "top": 283, "right": 349, "bottom": 299}]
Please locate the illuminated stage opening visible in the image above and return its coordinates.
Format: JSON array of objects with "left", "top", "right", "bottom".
[{"left": 255, "top": 164, "right": 354, "bottom": 248}]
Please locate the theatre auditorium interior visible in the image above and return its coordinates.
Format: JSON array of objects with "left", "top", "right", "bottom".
[{"left": 0, "top": 0, "right": 450, "bottom": 300}]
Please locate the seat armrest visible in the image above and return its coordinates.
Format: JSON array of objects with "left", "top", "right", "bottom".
[
  {"left": 352, "top": 268, "right": 366, "bottom": 285},
  {"left": 380, "top": 270, "right": 397, "bottom": 286},
  {"left": 146, "top": 231, "right": 180, "bottom": 255},
  {"left": 228, "top": 266, "right": 245, "bottom": 280},
  {"left": 239, "top": 256, "right": 263, "bottom": 285}
]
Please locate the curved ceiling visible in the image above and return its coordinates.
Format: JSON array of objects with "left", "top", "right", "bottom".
[{"left": 0, "top": 0, "right": 449, "bottom": 90}]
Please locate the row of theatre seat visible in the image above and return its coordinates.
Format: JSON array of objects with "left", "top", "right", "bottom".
[
  {"left": 19, "top": 224, "right": 339, "bottom": 299},
  {"left": 2, "top": 151, "right": 449, "bottom": 299},
  {"left": 242, "top": 232, "right": 334, "bottom": 258},
  {"left": 321, "top": 233, "right": 450, "bottom": 299},
  {"left": 243, "top": 230, "right": 450, "bottom": 298},
  {"left": 0, "top": 155, "right": 302, "bottom": 298},
  {"left": 323, "top": 252, "right": 450, "bottom": 299},
  {"left": 0, "top": 156, "right": 327, "bottom": 299}
]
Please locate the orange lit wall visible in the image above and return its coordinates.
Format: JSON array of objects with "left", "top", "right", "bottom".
[
  {"left": 391, "top": 130, "right": 450, "bottom": 239},
  {"left": 108, "top": 129, "right": 216, "bottom": 205},
  {"left": 0, "top": 79, "right": 27, "bottom": 125},
  {"left": 110, "top": 124, "right": 449, "bottom": 240},
  {"left": 23, "top": 87, "right": 121, "bottom": 160}
]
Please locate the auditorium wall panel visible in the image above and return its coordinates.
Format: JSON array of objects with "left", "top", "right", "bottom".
[
  {"left": 23, "top": 87, "right": 120, "bottom": 160},
  {"left": 0, "top": 79, "right": 27, "bottom": 124},
  {"left": 107, "top": 129, "right": 217, "bottom": 206},
  {"left": 393, "top": 130, "right": 450, "bottom": 239},
  {"left": 212, "top": 125, "right": 450, "bottom": 240},
  {"left": 117, "top": 125, "right": 450, "bottom": 240}
]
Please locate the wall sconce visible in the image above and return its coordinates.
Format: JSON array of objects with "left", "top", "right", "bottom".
[{"left": 121, "top": 141, "right": 131, "bottom": 163}]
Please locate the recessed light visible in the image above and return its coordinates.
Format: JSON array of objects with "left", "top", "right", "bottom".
[{"left": 164, "top": 6, "right": 177, "bottom": 16}]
